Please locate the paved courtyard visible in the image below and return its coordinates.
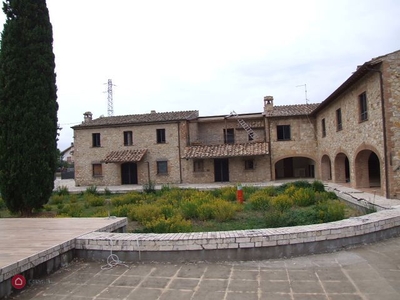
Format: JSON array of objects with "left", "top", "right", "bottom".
[{"left": 8, "top": 236, "right": 400, "bottom": 300}]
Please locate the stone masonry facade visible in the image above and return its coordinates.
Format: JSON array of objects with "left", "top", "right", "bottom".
[{"left": 72, "top": 50, "right": 400, "bottom": 199}]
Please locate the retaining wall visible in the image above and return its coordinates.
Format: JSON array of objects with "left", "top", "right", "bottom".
[{"left": 75, "top": 208, "right": 400, "bottom": 262}]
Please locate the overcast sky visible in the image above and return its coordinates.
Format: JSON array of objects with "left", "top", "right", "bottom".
[{"left": 1, "top": 0, "right": 399, "bottom": 151}]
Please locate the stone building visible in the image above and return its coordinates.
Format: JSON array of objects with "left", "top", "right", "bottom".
[{"left": 72, "top": 49, "right": 400, "bottom": 198}]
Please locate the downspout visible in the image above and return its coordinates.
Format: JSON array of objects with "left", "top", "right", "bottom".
[
  {"left": 177, "top": 121, "right": 182, "bottom": 184},
  {"left": 366, "top": 66, "right": 390, "bottom": 198},
  {"left": 264, "top": 116, "right": 273, "bottom": 181}
]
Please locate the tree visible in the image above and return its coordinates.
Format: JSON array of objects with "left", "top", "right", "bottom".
[{"left": 0, "top": 0, "right": 58, "bottom": 216}]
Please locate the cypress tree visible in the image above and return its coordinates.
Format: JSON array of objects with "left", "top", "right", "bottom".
[{"left": 0, "top": 0, "right": 58, "bottom": 216}]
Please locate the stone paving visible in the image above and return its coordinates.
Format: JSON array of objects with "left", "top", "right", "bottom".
[{"left": 8, "top": 236, "right": 400, "bottom": 300}]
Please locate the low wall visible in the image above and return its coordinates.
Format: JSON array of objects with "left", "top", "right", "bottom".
[{"left": 75, "top": 208, "right": 400, "bottom": 262}]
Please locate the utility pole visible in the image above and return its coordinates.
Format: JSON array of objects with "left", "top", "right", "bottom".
[{"left": 106, "top": 79, "right": 115, "bottom": 116}]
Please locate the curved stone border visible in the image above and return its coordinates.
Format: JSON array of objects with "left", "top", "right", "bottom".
[{"left": 75, "top": 208, "right": 400, "bottom": 262}]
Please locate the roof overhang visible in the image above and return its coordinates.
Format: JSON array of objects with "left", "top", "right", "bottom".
[
  {"left": 183, "top": 142, "right": 269, "bottom": 159},
  {"left": 103, "top": 149, "right": 147, "bottom": 163}
]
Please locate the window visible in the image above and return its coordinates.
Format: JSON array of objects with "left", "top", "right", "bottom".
[
  {"left": 359, "top": 92, "right": 368, "bottom": 122},
  {"left": 193, "top": 160, "right": 204, "bottom": 172},
  {"left": 157, "top": 161, "right": 168, "bottom": 174},
  {"left": 123, "top": 131, "right": 133, "bottom": 146},
  {"left": 277, "top": 125, "right": 291, "bottom": 141},
  {"left": 92, "top": 164, "right": 102, "bottom": 176},
  {"left": 248, "top": 133, "right": 254, "bottom": 141},
  {"left": 245, "top": 159, "right": 255, "bottom": 170},
  {"left": 156, "top": 129, "right": 166, "bottom": 143},
  {"left": 224, "top": 128, "right": 234, "bottom": 144},
  {"left": 336, "top": 108, "right": 342, "bottom": 131},
  {"left": 322, "top": 118, "right": 326, "bottom": 137},
  {"left": 92, "top": 133, "right": 101, "bottom": 147}
]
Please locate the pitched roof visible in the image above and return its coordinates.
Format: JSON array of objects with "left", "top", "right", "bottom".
[
  {"left": 183, "top": 142, "right": 269, "bottom": 159},
  {"left": 73, "top": 110, "right": 199, "bottom": 128},
  {"left": 103, "top": 149, "right": 147, "bottom": 163},
  {"left": 265, "top": 103, "right": 320, "bottom": 117}
]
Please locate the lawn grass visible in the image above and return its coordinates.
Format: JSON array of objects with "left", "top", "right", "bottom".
[{"left": 0, "top": 181, "right": 365, "bottom": 233}]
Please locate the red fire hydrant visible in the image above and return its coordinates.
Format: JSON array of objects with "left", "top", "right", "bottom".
[{"left": 237, "top": 184, "right": 244, "bottom": 204}]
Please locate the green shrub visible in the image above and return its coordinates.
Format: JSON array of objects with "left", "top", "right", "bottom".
[
  {"left": 197, "top": 203, "right": 215, "bottom": 221},
  {"left": 271, "top": 194, "right": 293, "bottom": 212},
  {"left": 160, "top": 204, "right": 175, "bottom": 218},
  {"left": 49, "top": 194, "right": 64, "bottom": 205},
  {"left": 85, "top": 185, "right": 98, "bottom": 195},
  {"left": 85, "top": 194, "right": 105, "bottom": 207},
  {"left": 92, "top": 208, "right": 108, "bottom": 217},
  {"left": 315, "top": 200, "right": 346, "bottom": 223},
  {"left": 312, "top": 181, "right": 325, "bottom": 192},
  {"left": 142, "top": 215, "right": 192, "bottom": 233},
  {"left": 129, "top": 204, "right": 162, "bottom": 222},
  {"left": 0, "top": 197, "right": 5, "bottom": 209},
  {"left": 212, "top": 199, "right": 237, "bottom": 222},
  {"left": 55, "top": 185, "right": 69, "bottom": 196},
  {"left": 64, "top": 203, "right": 83, "bottom": 217},
  {"left": 220, "top": 186, "right": 237, "bottom": 202},
  {"left": 292, "top": 188, "right": 315, "bottom": 207},
  {"left": 265, "top": 210, "right": 290, "bottom": 228},
  {"left": 111, "top": 204, "right": 135, "bottom": 217},
  {"left": 111, "top": 192, "right": 143, "bottom": 206},
  {"left": 180, "top": 199, "right": 200, "bottom": 219},
  {"left": 247, "top": 190, "right": 271, "bottom": 211},
  {"left": 43, "top": 204, "right": 52, "bottom": 211}
]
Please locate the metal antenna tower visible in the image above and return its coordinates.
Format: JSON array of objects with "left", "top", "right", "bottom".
[
  {"left": 106, "top": 79, "right": 115, "bottom": 116},
  {"left": 296, "top": 84, "right": 308, "bottom": 104}
]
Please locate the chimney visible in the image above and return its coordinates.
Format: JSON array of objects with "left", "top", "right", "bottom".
[
  {"left": 263, "top": 96, "right": 274, "bottom": 113},
  {"left": 83, "top": 111, "right": 93, "bottom": 123},
  {"left": 150, "top": 110, "right": 156, "bottom": 113}
]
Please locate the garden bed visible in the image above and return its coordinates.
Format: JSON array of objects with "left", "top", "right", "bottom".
[{"left": 0, "top": 181, "right": 366, "bottom": 233}]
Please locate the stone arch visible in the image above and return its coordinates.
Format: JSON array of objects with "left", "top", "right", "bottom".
[
  {"left": 273, "top": 155, "right": 317, "bottom": 180},
  {"left": 321, "top": 155, "right": 332, "bottom": 181},
  {"left": 355, "top": 150, "right": 381, "bottom": 188},
  {"left": 334, "top": 152, "right": 350, "bottom": 183}
]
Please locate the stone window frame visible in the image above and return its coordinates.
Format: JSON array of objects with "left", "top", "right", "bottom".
[
  {"left": 157, "top": 160, "right": 168, "bottom": 175},
  {"left": 336, "top": 108, "right": 343, "bottom": 131},
  {"left": 321, "top": 118, "right": 326, "bottom": 137},
  {"left": 193, "top": 159, "right": 204, "bottom": 172},
  {"left": 277, "top": 125, "right": 291, "bottom": 141},
  {"left": 92, "top": 133, "right": 101, "bottom": 147},
  {"left": 156, "top": 128, "right": 166, "bottom": 144},
  {"left": 359, "top": 92, "right": 368, "bottom": 122},
  {"left": 92, "top": 163, "right": 103, "bottom": 177},
  {"left": 123, "top": 131, "right": 133, "bottom": 146}
]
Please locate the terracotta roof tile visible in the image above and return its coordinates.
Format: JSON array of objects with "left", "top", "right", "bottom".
[
  {"left": 265, "top": 103, "right": 319, "bottom": 117},
  {"left": 74, "top": 110, "right": 199, "bottom": 128},
  {"left": 103, "top": 149, "right": 147, "bottom": 163},
  {"left": 183, "top": 142, "right": 269, "bottom": 159}
]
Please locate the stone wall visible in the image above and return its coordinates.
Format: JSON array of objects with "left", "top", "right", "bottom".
[
  {"left": 382, "top": 51, "right": 400, "bottom": 198},
  {"left": 315, "top": 71, "right": 386, "bottom": 190},
  {"left": 74, "top": 122, "right": 188, "bottom": 186},
  {"left": 268, "top": 116, "right": 318, "bottom": 179}
]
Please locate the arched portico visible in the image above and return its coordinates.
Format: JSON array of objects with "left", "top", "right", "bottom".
[
  {"left": 274, "top": 156, "right": 316, "bottom": 179},
  {"left": 321, "top": 155, "right": 332, "bottom": 181},
  {"left": 355, "top": 150, "right": 381, "bottom": 188},
  {"left": 334, "top": 153, "right": 350, "bottom": 183}
]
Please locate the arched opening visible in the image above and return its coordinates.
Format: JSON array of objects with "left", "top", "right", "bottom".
[
  {"left": 275, "top": 157, "right": 315, "bottom": 179},
  {"left": 334, "top": 153, "right": 350, "bottom": 183},
  {"left": 355, "top": 150, "right": 381, "bottom": 188},
  {"left": 321, "top": 155, "right": 332, "bottom": 181}
]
